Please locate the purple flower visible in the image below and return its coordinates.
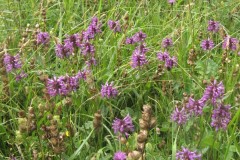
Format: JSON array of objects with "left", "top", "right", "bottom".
[
  {"left": 83, "top": 17, "right": 101, "bottom": 41},
  {"left": 77, "top": 70, "right": 88, "bottom": 80},
  {"left": 16, "top": 71, "right": 28, "bottom": 81},
  {"left": 168, "top": 0, "right": 176, "bottom": 4},
  {"left": 68, "top": 75, "right": 80, "bottom": 91},
  {"left": 113, "top": 151, "right": 127, "bottom": 160},
  {"left": 37, "top": 32, "right": 50, "bottom": 45},
  {"left": 201, "top": 80, "right": 224, "bottom": 106},
  {"left": 108, "top": 20, "right": 121, "bottom": 33},
  {"left": 171, "top": 107, "right": 188, "bottom": 125},
  {"left": 157, "top": 51, "right": 177, "bottom": 70},
  {"left": 222, "top": 36, "right": 238, "bottom": 51},
  {"left": 80, "top": 42, "right": 95, "bottom": 55},
  {"left": 64, "top": 33, "right": 82, "bottom": 48},
  {"left": 208, "top": 20, "right": 220, "bottom": 32},
  {"left": 3, "top": 53, "right": 22, "bottom": 72},
  {"left": 157, "top": 51, "right": 170, "bottom": 61},
  {"left": 201, "top": 39, "right": 214, "bottom": 50},
  {"left": 86, "top": 57, "right": 97, "bottom": 67},
  {"left": 162, "top": 38, "right": 173, "bottom": 48},
  {"left": 131, "top": 49, "right": 148, "bottom": 68},
  {"left": 176, "top": 147, "right": 201, "bottom": 160},
  {"left": 133, "top": 44, "right": 149, "bottom": 54},
  {"left": 112, "top": 114, "right": 134, "bottom": 137},
  {"left": 125, "top": 37, "right": 135, "bottom": 44},
  {"left": 132, "top": 31, "right": 147, "bottom": 43},
  {"left": 211, "top": 104, "right": 231, "bottom": 131},
  {"left": 165, "top": 56, "right": 177, "bottom": 70},
  {"left": 101, "top": 82, "right": 118, "bottom": 98},
  {"left": 186, "top": 97, "right": 205, "bottom": 116},
  {"left": 55, "top": 41, "right": 74, "bottom": 58}
]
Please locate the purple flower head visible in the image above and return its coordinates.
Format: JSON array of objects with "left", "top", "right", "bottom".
[
  {"left": 113, "top": 151, "right": 127, "bottom": 160},
  {"left": 165, "top": 56, "right": 177, "bottom": 70},
  {"left": 201, "top": 39, "right": 214, "bottom": 50},
  {"left": 68, "top": 75, "right": 80, "bottom": 91},
  {"left": 64, "top": 33, "right": 82, "bottom": 48},
  {"left": 186, "top": 97, "right": 205, "bottom": 116},
  {"left": 125, "top": 37, "right": 135, "bottom": 44},
  {"left": 101, "top": 82, "right": 118, "bottom": 98},
  {"left": 131, "top": 50, "right": 148, "bottom": 68},
  {"left": 208, "top": 20, "right": 220, "bottom": 32},
  {"left": 133, "top": 43, "right": 149, "bottom": 54},
  {"left": 222, "top": 36, "right": 238, "bottom": 51},
  {"left": 112, "top": 114, "right": 134, "bottom": 138},
  {"left": 37, "top": 32, "right": 50, "bottom": 45},
  {"left": 157, "top": 51, "right": 170, "bottom": 61},
  {"left": 86, "top": 57, "right": 97, "bottom": 67},
  {"left": 201, "top": 80, "right": 224, "bottom": 106},
  {"left": 171, "top": 107, "right": 188, "bottom": 125},
  {"left": 176, "top": 147, "right": 201, "bottom": 160},
  {"left": 108, "top": 20, "right": 121, "bottom": 33},
  {"left": 211, "top": 104, "right": 231, "bottom": 131},
  {"left": 168, "top": 0, "right": 176, "bottom": 4},
  {"left": 55, "top": 41, "right": 74, "bottom": 59},
  {"left": 132, "top": 31, "right": 147, "bottom": 43},
  {"left": 16, "top": 71, "right": 28, "bottom": 81},
  {"left": 77, "top": 70, "right": 88, "bottom": 80},
  {"left": 82, "top": 17, "right": 101, "bottom": 41},
  {"left": 80, "top": 42, "right": 95, "bottom": 55},
  {"left": 162, "top": 38, "right": 173, "bottom": 48},
  {"left": 3, "top": 53, "right": 22, "bottom": 72}
]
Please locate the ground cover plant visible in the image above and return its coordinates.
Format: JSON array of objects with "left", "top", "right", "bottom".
[{"left": 0, "top": 0, "right": 239, "bottom": 159}]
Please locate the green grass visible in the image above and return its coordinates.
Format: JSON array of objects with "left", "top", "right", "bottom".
[{"left": 0, "top": 0, "right": 239, "bottom": 159}]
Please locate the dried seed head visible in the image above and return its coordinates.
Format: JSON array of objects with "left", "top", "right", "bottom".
[
  {"left": 137, "top": 142, "right": 145, "bottom": 152},
  {"left": 137, "top": 130, "right": 148, "bottom": 143},
  {"left": 128, "top": 150, "right": 141, "bottom": 160},
  {"left": 150, "top": 117, "right": 157, "bottom": 129},
  {"left": 139, "top": 118, "right": 148, "bottom": 130}
]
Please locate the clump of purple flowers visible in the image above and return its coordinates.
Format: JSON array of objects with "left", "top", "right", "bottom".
[
  {"left": 46, "top": 73, "right": 84, "bottom": 97},
  {"left": 211, "top": 104, "right": 231, "bottom": 131},
  {"left": 36, "top": 32, "right": 50, "bottom": 45},
  {"left": 101, "top": 82, "right": 118, "bottom": 98},
  {"left": 208, "top": 20, "right": 220, "bottom": 32},
  {"left": 186, "top": 97, "right": 205, "bottom": 116},
  {"left": 112, "top": 114, "right": 134, "bottom": 138},
  {"left": 83, "top": 17, "right": 102, "bottom": 41},
  {"left": 3, "top": 53, "right": 22, "bottom": 72},
  {"left": 171, "top": 107, "right": 188, "bottom": 125},
  {"left": 113, "top": 151, "right": 127, "bottom": 160},
  {"left": 201, "top": 80, "right": 224, "bottom": 106},
  {"left": 55, "top": 41, "right": 74, "bottom": 59},
  {"left": 79, "top": 42, "right": 95, "bottom": 56},
  {"left": 157, "top": 51, "right": 177, "bottom": 70},
  {"left": 222, "top": 36, "right": 238, "bottom": 51},
  {"left": 176, "top": 147, "right": 201, "bottom": 160},
  {"left": 64, "top": 33, "right": 82, "bottom": 48},
  {"left": 131, "top": 44, "right": 149, "bottom": 68},
  {"left": 162, "top": 38, "right": 173, "bottom": 48},
  {"left": 125, "top": 31, "right": 147, "bottom": 44},
  {"left": 16, "top": 71, "right": 28, "bottom": 81},
  {"left": 201, "top": 38, "right": 214, "bottom": 50},
  {"left": 108, "top": 20, "right": 121, "bottom": 33}
]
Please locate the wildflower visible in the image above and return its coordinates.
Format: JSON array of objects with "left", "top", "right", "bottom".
[
  {"left": 131, "top": 50, "right": 148, "bottom": 68},
  {"left": 113, "top": 151, "right": 127, "bottom": 160},
  {"left": 46, "top": 77, "right": 68, "bottom": 97},
  {"left": 112, "top": 114, "right": 134, "bottom": 137},
  {"left": 176, "top": 147, "right": 201, "bottom": 160},
  {"left": 16, "top": 71, "right": 28, "bottom": 81},
  {"left": 101, "top": 82, "right": 118, "bottom": 98},
  {"left": 37, "top": 32, "right": 50, "bottom": 45},
  {"left": 222, "top": 36, "right": 238, "bottom": 51},
  {"left": 108, "top": 20, "right": 121, "bottom": 33},
  {"left": 80, "top": 42, "right": 95, "bottom": 55},
  {"left": 64, "top": 33, "right": 81, "bottom": 48},
  {"left": 76, "top": 70, "right": 88, "bottom": 80},
  {"left": 55, "top": 41, "right": 74, "bottom": 58},
  {"left": 3, "top": 53, "right": 22, "bottom": 72},
  {"left": 201, "top": 80, "right": 224, "bottom": 105},
  {"left": 186, "top": 97, "right": 205, "bottom": 116},
  {"left": 211, "top": 104, "right": 231, "bottom": 131},
  {"left": 162, "top": 38, "right": 173, "bottom": 48},
  {"left": 157, "top": 51, "right": 177, "bottom": 70},
  {"left": 201, "top": 39, "right": 214, "bottom": 50},
  {"left": 86, "top": 57, "right": 97, "bottom": 67},
  {"left": 83, "top": 17, "right": 101, "bottom": 41},
  {"left": 125, "top": 37, "right": 135, "bottom": 44},
  {"left": 171, "top": 107, "right": 188, "bottom": 125},
  {"left": 168, "top": 0, "right": 176, "bottom": 4},
  {"left": 132, "top": 31, "right": 147, "bottom": 43},
  {"left": 208, "top": 20, "right": 220, "bottom": 32}
]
